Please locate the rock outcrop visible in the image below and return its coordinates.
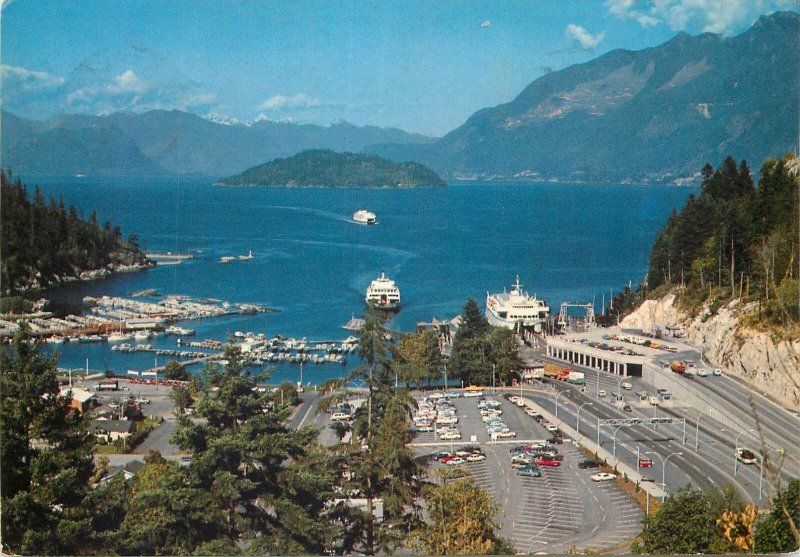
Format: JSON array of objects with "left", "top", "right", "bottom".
[{"left": 622, "top": 293, "right": 800, "bottom": 407}]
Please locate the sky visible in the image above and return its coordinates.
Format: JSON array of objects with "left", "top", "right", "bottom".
[{"left": 1, "top": 0, "right": 796, "bottom": 136}]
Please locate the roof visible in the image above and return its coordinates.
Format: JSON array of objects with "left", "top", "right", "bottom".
[
  {"left": 60, "top": 386, "right": 95, "bottom": 404},
  {"left": 91, "top": 419, "right": 134, "bottom": 434}
]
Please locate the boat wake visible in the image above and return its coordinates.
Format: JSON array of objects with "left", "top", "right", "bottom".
[{"left": 271, "top": 205, "right": 352, "bottom": 223}]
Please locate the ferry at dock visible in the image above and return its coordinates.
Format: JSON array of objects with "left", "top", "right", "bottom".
[
  {"left": 485, "top": 276, "right": 549, "bottom": 332},
  {"left": 365, "top": 272, "right": 400, "bottom": 311},
  {"left": 352, "top": 209, "right": 377, "bottom": 225}
]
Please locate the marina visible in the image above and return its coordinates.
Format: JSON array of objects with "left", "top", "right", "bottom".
[{"left": 0, "top": 294, "right": 273, "bottom": 343}]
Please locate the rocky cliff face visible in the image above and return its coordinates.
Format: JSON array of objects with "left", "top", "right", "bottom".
[{"left": 622, "top": 293, "right": 800, "bottom": 407}]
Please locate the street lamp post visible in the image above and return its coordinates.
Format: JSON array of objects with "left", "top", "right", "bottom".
[
  {"left": 596, "top": 370, "right": 601, "bottom": 398},
  {"left": 554, "top": 390, "right": 567, "bottom": 421},
  {"left": 723, "top": 428, "right": 755, "bottom": 476},
  {"left": 612, "top": 424, "right": 625, "bottom": 459},
  {"left": 694, "top": 410, "right": 705, "bottom": 451},
  {"left": 647, "top": 450, "right": 683, "bottom": 501},
  {"left": 576, "top": 402, "right": 593, "bottom": 436},
  {"left": 492, "top": 364, "right": 496, "bottom": 394}
]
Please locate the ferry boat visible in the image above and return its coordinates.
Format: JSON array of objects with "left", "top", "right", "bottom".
[
  {"left": 485, "top": 276, "right": 549, "bottom": 332},
  {"left": 365, "top": 272, "right": 400, "bottom": 310},
  {"left": 353, "top": 209, "right": 377, "bottom": 225}
]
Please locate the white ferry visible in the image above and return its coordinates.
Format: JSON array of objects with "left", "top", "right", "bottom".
[
  {"left": 353, "top": 209, "right": 377, "bottom": 225},
  {"left": 485, "top": 276, "right": 549, "bottom": 332},
  {"left": 365, "top": 272, "right": 400, "bottom": 310}
]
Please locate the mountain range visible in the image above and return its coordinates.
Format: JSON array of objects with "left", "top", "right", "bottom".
[
  {"left": 372, "top": 10, "right": 799, "bottom": 184},
  {"left": 0, "top": 110, "right": 435, "bottom": 178},
  {"left": 2, "top": 11, "right": 798, "bottom": 184}
]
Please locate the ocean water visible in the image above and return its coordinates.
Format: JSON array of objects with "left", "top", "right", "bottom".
[{"left": 33, "top": 177, "right": 694, "bottom": 385}]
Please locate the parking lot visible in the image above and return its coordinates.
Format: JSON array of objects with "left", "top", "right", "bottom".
[{"left": 411, "top": 391, "right": 644, "bottom": 553}]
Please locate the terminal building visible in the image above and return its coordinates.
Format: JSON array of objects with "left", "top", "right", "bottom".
[{"left": 544, "top": 336, "right": 646, "bottom": 378}]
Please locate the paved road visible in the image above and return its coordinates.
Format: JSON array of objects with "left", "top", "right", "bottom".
[
  {"left": 519, "top": 363, "right": 798, "bottom": 503},
  {"left": 411, "top": 393, "right": 644, "bottom": 554}
]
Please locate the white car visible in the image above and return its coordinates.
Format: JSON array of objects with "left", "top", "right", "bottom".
[
  {"left": 737, "top": 448, "right": 757, "bottom": 465},
  {"left": 466, "top": 453, "right": 486, "bottom": 462},
  {"left": 697, "top": 369, "right": 709, "bottom": 377},
  {"left": 545, "top": 423, "right": 558, "bottom": 432},
  {"left": 591, "top": 472, "right": 617, "bottom": 482},
  {"left": 134, "top": 397, "right": 150, "bottom": 404},
  {"left": 440, "top": 432, "right": 462, "bottom": 440},
  {"left": 445, "top": 456, "right": 465, "bottom": 465},
  {"left": 437, "top": 415, "right": 458, "bottom": 425},
  {"left": 496, "top": 430, "right": 517, "bottom": 438},
  {"left": 464, "top": 390, "right": 483, "bottom": 397},
  {"left": 713, "top": 368, "right": 723, "bottom": 376},
  {"left": 598, "top": 390, "right": 606, "bottom": 397},
  {"left": 621, "top": 382, "right": 633, "bottom": 390}
]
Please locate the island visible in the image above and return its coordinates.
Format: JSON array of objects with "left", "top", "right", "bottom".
[{"left": 217, "top": 149, "right": 446, "bottom": 188}]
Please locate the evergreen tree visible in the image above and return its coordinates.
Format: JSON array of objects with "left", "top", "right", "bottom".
[
  {"left": 754, "top": 478, "right": 800, "bottom": 553},
  {"left": 0, "top": 324, "right": 95, "bottom": 555}
]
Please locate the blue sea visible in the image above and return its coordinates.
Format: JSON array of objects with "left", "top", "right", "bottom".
[{"left": 33, "top": 177, "right": 694, "bottom": 385}]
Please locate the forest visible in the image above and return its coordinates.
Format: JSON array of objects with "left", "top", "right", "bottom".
[
  {"left": 0, "top": 170, "right": 149, "bottom": 296},
  {"left": 218, "top": 149, "right": 447, "bottom": 188},
  {"left": 645, "top": 155, "right": 799, "bottom": 329}
]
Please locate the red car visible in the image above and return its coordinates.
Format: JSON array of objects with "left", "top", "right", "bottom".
[
  {"left": 535, "top": 457, "right": 561, "bottom": 467},
  {"left": 638, "top": 459, "right": 653, "bottom": 468}
]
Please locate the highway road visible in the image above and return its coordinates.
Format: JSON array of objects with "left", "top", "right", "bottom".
[{"left": 522, "top": 345, "right": 800, "bottom": 504}]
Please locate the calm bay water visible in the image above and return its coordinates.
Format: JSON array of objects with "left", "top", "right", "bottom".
[{"left": 34, "top": 177, "right": 694, "bottom": 385}]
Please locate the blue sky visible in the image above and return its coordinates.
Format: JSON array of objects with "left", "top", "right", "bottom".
[{"left": 1, "top": 0, "right": 795, "bottom": 135}]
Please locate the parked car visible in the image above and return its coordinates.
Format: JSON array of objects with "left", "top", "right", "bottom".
[
  {"left": 466, "top": 453, "right": 486, "bottom": 462},
  {"left": 440, "top": 432, "right": 462, "bottom": 440},
  {"left": 545, "top": 423, "right": 558, "bottom": 432},
  {"left": 496, "top": 430, "right": 517, "bottom": 438},
  {"left": 591, "top": 472, "right": 617, "bottom": 482},
  {"left": 517, "top": 465, "right": 542, "bottom": 477},
  {"left": 331, "top": 411, "right": 351, "bottom": 421},
  {"left": 577, "top": 459, "right": 600, "bottom": 469},
  {"left": 638, "top": 459, "right": 654, "bottom": 468},
  {"left": 547, "top": 436, "right": 564, "bottom": 445},
  {"left": 435, "top": 451, "right": 452, "bottom": 461},
  {"left": 445, "top": 456, "right": 465, "bottom": 466},
  {"left": 535, "top": 457, "right": 561, "bottom": 467}
]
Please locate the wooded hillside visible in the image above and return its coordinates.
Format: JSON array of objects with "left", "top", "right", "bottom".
[
  {"left": 1, "top": 170, "right": 149, "bottom": 295},
  {"left": 646, "top": 155, "right": 799, "bottom": 327}
]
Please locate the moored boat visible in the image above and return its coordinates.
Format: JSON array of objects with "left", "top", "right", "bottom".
[{"left": 485, "top": 275, "right": 549, "bottom": 332}]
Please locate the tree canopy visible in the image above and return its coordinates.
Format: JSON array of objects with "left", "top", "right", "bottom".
[
  {"left": 645, "top": 155, "right": 799, "bottom": 329},
  {"left": 1, "top": 170, "right": 148, "bottom": 295}
]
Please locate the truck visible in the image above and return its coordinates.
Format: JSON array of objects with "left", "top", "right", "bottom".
[
  {"left": 96, "top": 379, "right": 119, "bottom": 391},
  {"left": 670, "top": 360, "right": 686, "bottom": 374},
  {"left": 543, "top": 363, "right": 563, "bottom": 379},
  {"left": 567, "top": 371, "right": 585, "bottom": 385}
]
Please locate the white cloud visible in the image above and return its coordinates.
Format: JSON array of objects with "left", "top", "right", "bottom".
[
  {"left": 0, "top": 64, "right": 65, "bottom": 89},
  {"left": 258, "top": 93, "right": 328, "bottom": 110},
  {"left": 481, "top": 20, "right": 492, "bottom": 29},
  {"left": 605, "top": 0, "right": 794, "bottom": 34},
  {"left": 107, "top": 69, "right": 149, "bottom": 94},
  {"left": 180, "top": 92, "right": 217, "bottom": 107},
  {"left": 566, "top": 24, "right": 606, "bottom": 49}
]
